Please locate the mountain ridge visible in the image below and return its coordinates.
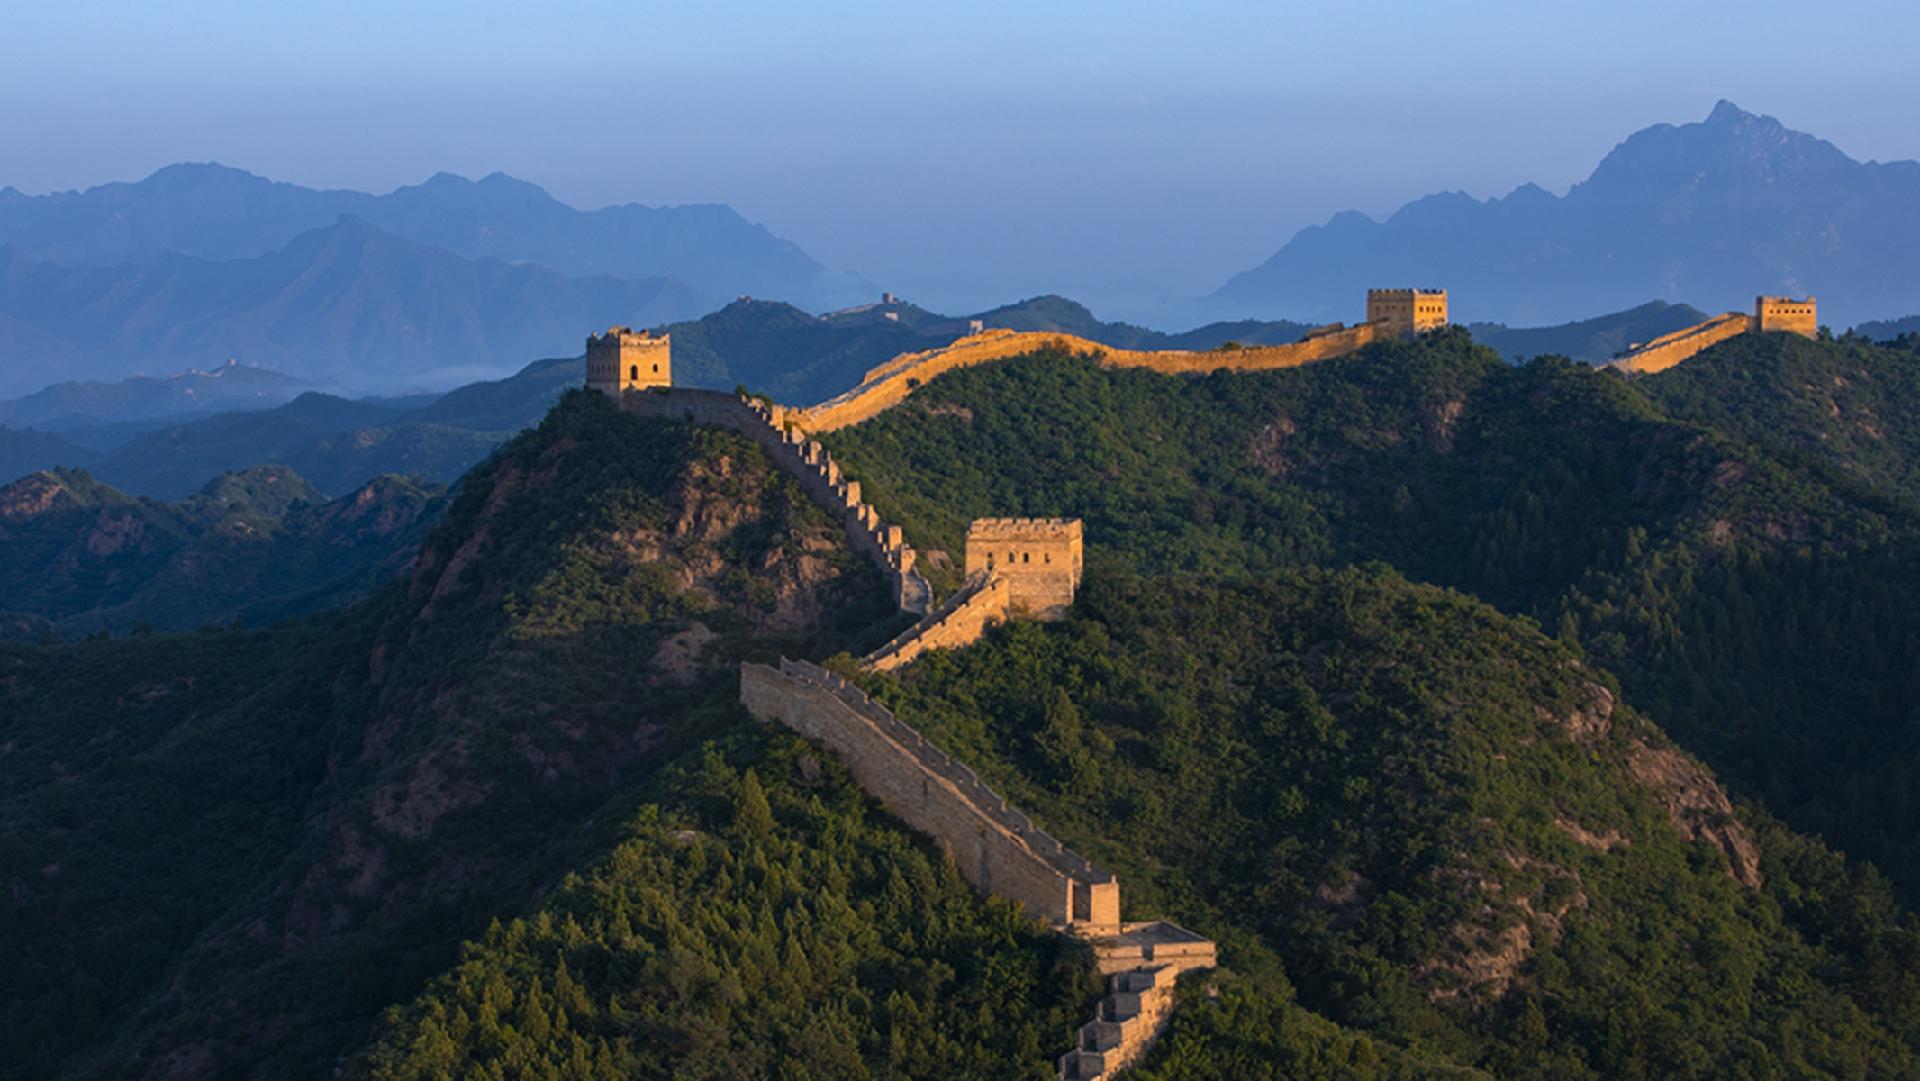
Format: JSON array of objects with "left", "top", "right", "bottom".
[{"left": 0, "top": 162, "right": 874, "bottom": 310}]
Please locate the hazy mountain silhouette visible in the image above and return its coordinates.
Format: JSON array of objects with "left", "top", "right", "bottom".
[
  {"left": 0, "top": 360, "right": 312, "bottom": 430},
  {"left": 0, "top": 217, "right": 710, "bottom": 394},
  {"left": 1213, "top": 101, "right": 1920, "bottom": 328},
  {"left": 0, "top": 163, "right": 874, "bottom": 310}
]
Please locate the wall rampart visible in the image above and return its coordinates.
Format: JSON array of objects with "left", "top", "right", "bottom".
[
  {"left": 864, "top": 573, "right": 1013, "bottom": 672},
  {"left": 1609, "top": 312, "right": 1755, "bottom": 374},
  {"left": 791, "top": 323, "right": 1385, "bottom": 434},
  {"left": 740, "top": 658, "right": 1120, "bottom": 927}
]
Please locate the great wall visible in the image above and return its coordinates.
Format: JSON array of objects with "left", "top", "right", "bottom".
[
  {"left": 777, "top": 287, "right": 1445, "bottom": 433},
  {"left": 1608, "top": 295, "right": 1819, "bottom": 373},
  {"left": 585, "top": 283, "right": 1817, "bottom": 1076}
]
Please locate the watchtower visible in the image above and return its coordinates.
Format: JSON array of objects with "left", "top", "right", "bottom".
[
  {"left": 1366, "top": 288, "right": 1449, "bottom": 337},
  {"left": 1755, "top": 296, "right": 1817, "bottom": 338},
  {"left": 585, "top": 326, "right": 671, "bottom": 396},
  {"left": 964, "top": 518, "right": 1083, "bottom": 619}
]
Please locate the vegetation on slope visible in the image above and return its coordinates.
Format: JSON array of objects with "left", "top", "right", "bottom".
[
  {"left": 858, "top": 570, "right": 1920, "bottom": 1078},
  {"left": 17, "top": 331, "right": 1920, "bottom": 1079},
  {"left": 0, "top": 464, "right": 441, "bottom": 635},
  {"left": 820, "top": 331, "right": 1920, "bottom": 902},
  {"left": 0, "top": 393, "right": 896, "bottom": 1079},
  {"left": 351, "top": 731, "right": 1106, "bottom": 1081}
]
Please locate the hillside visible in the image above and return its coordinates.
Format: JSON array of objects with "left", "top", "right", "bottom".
[
  {"left": 821, "top": 331, "right": 1920, "bottom": 907},
  {"left": 0, "top": 394, "right": 909, "bottom": 1078},
  {"left": 0, "top": 218, "right": 710, "bottom": 394},
  {"left": 0, "top": 465, "right": 441, "bottom": 634},
  {"left": 1857, "top": 315, "right": 1920, "bottom": 340},
  {"left": 1213, "top": 101, "right": 1920, "bottom": 327},
  {"left": 5, "top": 366, "right": 1920, "bottom": 1077},
  {"left": 856, "top": 571, "right": 1920, "bottom": 1077}
]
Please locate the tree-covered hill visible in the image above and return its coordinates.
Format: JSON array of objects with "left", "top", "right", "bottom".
[
  {"left": 0, "top": 464, "right": 441, "bottom": 635},
  {"left": 819, "top": 331, "right": 1920, "bottom": 904},
  {"left": 0, "top": 394, "right": 903, "bottom": 1078},
  {"left": 860, "top": 570, "right": 1920, "bottom": 1077},
  {"left": 12, "top": 343, "right": 1920, "bottom": 1079},
  {"left": 1636, "top": 330, "right": 1920, "bottom": 504}
]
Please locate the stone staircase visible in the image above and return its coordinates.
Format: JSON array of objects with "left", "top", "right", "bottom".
[
  {"left": 1059, "top": 965, "right": 1185, "bottom": 1079},
  {"left": 1058, "top": 921, "right": 1218, "bottom": 1079}
]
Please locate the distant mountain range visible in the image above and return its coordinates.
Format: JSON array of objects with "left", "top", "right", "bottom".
[
  {"left": 1214, "top": 101, "right": 1920, "bottom": 329},
  {"left": 0, "top": 163, "right": 873, "bottom": 306},
  {"left": 0, "top": 216, "right": 710, "bottom": 394},
  {"left": 0, "top": 358, "right": 312, "bottom": 432},
  {"left": 0, "top": 164, "right": 878, "bottom": 393}
]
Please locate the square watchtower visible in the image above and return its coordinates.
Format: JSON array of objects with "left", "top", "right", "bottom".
[
  {"left": 1755, "top": 296, "right": 1817, "bottom": 338},
  {"left": 586, "top": 326, "right": 671, "bottom": 396},
  {"left": 964, "top": 518, "right": 1083, "bottom": 619},
  {"left": 1366, "top": 289, "right": 1449, "bottom": 337}
]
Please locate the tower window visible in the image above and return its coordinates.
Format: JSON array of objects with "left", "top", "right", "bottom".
[{"left": 629, "top": 365, "right": 639, "bottom": 380}]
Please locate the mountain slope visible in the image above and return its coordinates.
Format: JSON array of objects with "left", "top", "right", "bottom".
[
  {"left": 0, "top": 425, "right": 94, "bottom": 484},
  {"left": 820, "top": 331, "right": 1920, "bottom": 905},
  {"left": 1214, "top": 101, "right": 1920, "bottom": 327},
  {"left": 0, "top": 393, "right": 903, "bottom": 1079},
  {"left": 9, "top": 375, "right": 1920, "bottom": 1078},
  {"left": 862, "top": 570, "right": 1920, "bottom": 1077}
]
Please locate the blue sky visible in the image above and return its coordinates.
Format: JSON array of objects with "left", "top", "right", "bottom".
[{"left": 5, "top": 0, "right": 1915, "bottom": 316}]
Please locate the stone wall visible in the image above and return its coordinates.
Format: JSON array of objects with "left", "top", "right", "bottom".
[
  {"left": 740, "top": 658, "right": 1121, "bottom": 927},
  {"left": 790, "top": 323, "right": 1386, "bottom": 433},
  {"left": 621, "top": 388, "right": 931, "bottom": 615},
  {"left": 1610, "top": 312, "right": 1755, "bottom": 374},
  {"left": 864, "top": 573, "right": 1012, "bottom": 672},
  {"left": 1611, "top": 295, "right": 1822, "bottom": 374}
]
